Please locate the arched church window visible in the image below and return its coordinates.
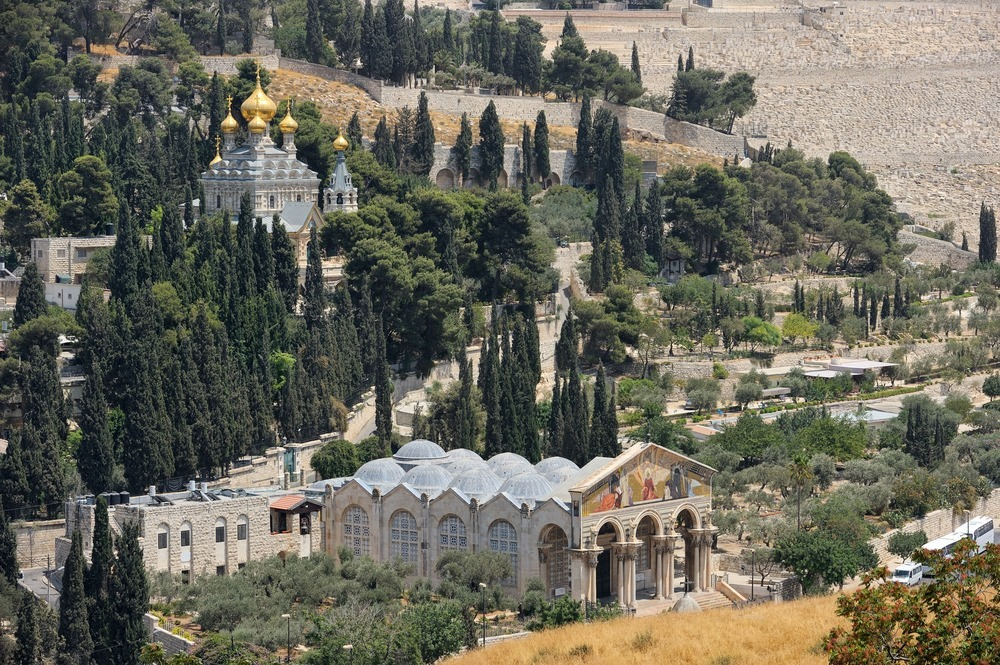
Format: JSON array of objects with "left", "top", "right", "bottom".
[
  {"left": 343, "top": 505, "right": 370, "bottom": 557},
  {"left": 438, "top": 515, "right": 467, "bottom": 551},
  {"left": 297, "top": 194, "right": 302, "bottom": 202},
  {"left": 390, "top": 510, "right": 418, "bottom": 563},
  {"left": 488, "top": 520, "right": 518, "bottom": 584},
  {"left": 337, "top": 193, "right": 344, "bottom": 205},
  {"left": 216, "top": 194, "right": 221, "bottom": 209},
  {"left": 269, "top": 195, "right": 275, "bottom": 209}
]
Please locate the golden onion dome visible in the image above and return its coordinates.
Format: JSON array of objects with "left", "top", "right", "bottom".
[
  {"left": 248, "top": 112, "right": 267, "bottom": 134},
  {"left": 221, "top": 95, "right": 239, "bottom": 133},
  {"left": 278, "top": 101, "right": 298, "bottom": 133},
  {"left": 333, "top": 133, "right": 350, "bottom": 152},
  {"left": 240, "top": 65, "right": 277, "bottom": 122},
  {"left": 210, "top": 136, "right": 223, "bottom": 166}
]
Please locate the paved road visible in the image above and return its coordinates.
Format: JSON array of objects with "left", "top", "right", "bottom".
[{"left": 19, "top": 567, "right": 60, "bottom": 610}]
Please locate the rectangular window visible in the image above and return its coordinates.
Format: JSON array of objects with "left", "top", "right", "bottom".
[
  {"left": 57, "top": 249, "right": 66, "bottom": 258},
  {"left": 216, "top": 526, "right": 226, "bottom": 543},
  {"left": 180, "top": 530, "right": 190, "bottom": 547},
  {"left": 36, "top": 250, "right": 43, "bottom": 259},
  {"left": 76, "top": 248, "right": 88, "bottom": 259},
  {"left": 216, "top": 565, "right": 226, "bottom": 576},
  {"left": 157, "top": 533, "right": 168, "bottom": 550},
  {"left": 237, "top": 524, "right": 248, "bottom": 541}
]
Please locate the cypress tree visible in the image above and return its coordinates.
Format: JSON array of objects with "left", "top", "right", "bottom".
[
  {"left": 361, "top": 0, "right": 376, "bottom": 77},
  {"left": 623, "top": 181, "right": 645, "bottom": 270},
  {"left": 563, "top": 365, "right": 589, "bottom": 466},
  {"left": 478, "top": 101, "right": 505, "bottom": 190},
  {"left": 893, "top": 274, "right": 903, "bottom": 318},
  {"left": 0, "top": 505, "right": 18, "bottom": 585},
  {"left": 303, "top": 227, "right": 325, "bottom": 331},
  {"left": 685, "top": 46, "right": 694, "bottom": 71},
  {"left": 306, "top": 0, "right": 326, "bottom": 64},
  {"left": 881, "top": 291, "right": 891, "bottom": 322},
  {"left": 454, "top": 112, "right": 473, "bottom": 186},
  {"left": 271, "top": 217, "right": 299, "bottom": 313},
  {"left": 643, "top": 181, "right": 663, "bottom": 269},
  {"left": 109, "top": 522, "right": 149, "bottom": 665},
  {"left": 591, "top": 365, "right": 608, "bottom": 458},
  {"left": 12, "top": 261, "right": 47, "bottom": 327},
  {"left": 15, "top": 593, "right": 42, "bottom": 665},
  {"left": 546, "top": 374, "right": 563, "bottom": 457},
  {"left": 677, "top": 53, "right": 684, "bottom": 72},
  {"left": 979, "top": 201, "right": 996, "bottom": 263},
  {"left": 373, "top": 115, "right": 396, "bottom": 168},
  {"left": 533, "top": 111, "right": 550, "bottom": 183},
  {"left": 411, "top": 91, "right": 435, "bottom": 177},
  {"left": 21, "top": 345, "right": 67, "bottom": 515},
  {"left": 442, "top": 9, "right": 454, "bottom": 53},
  {"left": 560, "top": 13, "right": 577, "bottom": 38},
  {"left": 78, "top": 361, "right": 115, "bottom": 495},
  {"left": 513, "top": 316, "right": 539, "bottom": 462},
  {"left": 374, "top": 318, "right": 393, "bottom": 456},
  {"left": 252, "top": 217, "right": 275, "bottom": 296},
  {"left": 853, "top": 282, "right": 860, "bottom": 317},
  {"left": 555, "top": 310, "right": 578, "bottom": 375},
  {"left": 521, "top": 122, "right": 532, "bottom": 185},
  {"left": 480, "top": 323, "right": 502, "bottom": 458},
  {"left": 158, "top": 206, "right": 185, "bottom": 277},
  {"left": 183, "top": 186, "right": 195, "bottom": 228},
  {"left": 961, "top": 231, "right": 969, "bottom": 252},
  {"left": 217, "top": 0, "right": 227, "bottom": 55},
  {"left": 0, "top": 431, "right": 29, "bottom": 517},
  {"left": 606, "top": 379, "right": 619, "bottom": 457},
  {"left": 108, "top": 201, "right": 141, "bottom": 310},
  {"left": 347, "top": 112, "right": 363, "bottom": 151},
  {"left": 576, "top": 95, "right": 593, "bottom": 176},
  {"left": 631, "top": 41, "right": 642, "bottom": 85},
  {"left": 454, "top": 343, "right": 477, "bottom": 450},
  {"left": 60, "top": 530, "right": 94, "bottom": 665}
]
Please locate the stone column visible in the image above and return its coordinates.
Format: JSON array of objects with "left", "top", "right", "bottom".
[
  {"left": 616, "top": 545, "right": 626, "bottom": 606},
  {"left": 703, "top": 526, "right": 718, "bottom": 592},
  {"left": 690, "top": 530, "right": 703, "bottom": 592},
  {"left": 587, "top": 550, "right": 599, "bottom": 602},
  {"left": 624, "top": 542, "right": 641, "bottom": 607},
  {"left": 664, "top": 532, "right": 679, "bottom": 599},
  {"left": 539, "top": 548, "right": 549, "bottom": 597}
]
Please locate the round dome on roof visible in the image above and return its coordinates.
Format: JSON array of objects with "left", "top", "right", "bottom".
[
  {"left": 445, "top": 457, "right": 491, "bottom": 475},
  {"left": 492, "top": 460, "right": 535, "bottom": 480},
  {"left": 394, "top": 439, "right": 448, "bottom": 461},
  {"left": 447, "top": 448, "right": 483, "bottom": 461},
  {"left": 354, "top": 458, "right": 405, "bottom": 489},
  {"left": 540, "top": 465, "right": 579, "bottom": 485},
  {"left": 500, "top": 471, "right": 554, "bottom": 503},
  {"left": 535, "top": 456, "right": 579, "bottom": 476},
  {"left": 449, "top": 467, "right": 502, "bottom": 499},
  {"left": 487, "top": 452, "right": 530, "bottom": 470},
  {"left": 401, "top": 464, "right": 452, "bottom": 492}
]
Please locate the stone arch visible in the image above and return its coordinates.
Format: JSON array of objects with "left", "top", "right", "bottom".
[
  {"left": 592, "top": 515, "right": 625, "bottom": 544},
  {"left": 632, "top": 509, "right": 664, "bottom": 536},
  {"left": 487, "top": 519, "right": 518, "bottom": 585},
  {"left": 672, "top": 504, "right": 702, "bottom": 530},
  {"left": 538, "top": 524, "right": 570, "bottom": 597},
  {"left": 545, "top": 172, "right": 561, "bottom": 188},
  {"left": 465, "top": 168, "right": 482, "bottom": 189},
  {"left": 569, "top": 171, "right": 583, "bottom": 187},
  {"left": 389, "top": 509, "right": 419, "bottom": 564},
  {"left": 498, "top": 169, "right": 509, "bottom": 189},
  {"left": 435, "top": 168, "right": 455, "bottom": 189}
]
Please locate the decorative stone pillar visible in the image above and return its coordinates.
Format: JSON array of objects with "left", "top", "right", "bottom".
[
  {"left": 539, "top": 548, "right": 549, "bottom": 596},
  {"left": 624, "top": 541, "right": 641, "bottom": 607},
  {"left": 615, "top": 544, "right": 626, "bottom": 606},
  {"left": 703, "top": 526, "right": 718, "bottom": 592},
  {"left": 689, "top": 529, "right": 703, "bottom": 592},
  {"left": 587, "top": 549, "right": 600, "bottom": 602}
]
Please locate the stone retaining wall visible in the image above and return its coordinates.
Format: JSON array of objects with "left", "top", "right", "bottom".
[
  {"left": 15, "top": 519, "right": 64, "bottom": 569},
  {"left": 144, "top": 614, "right": 196, "bottom": 655}
]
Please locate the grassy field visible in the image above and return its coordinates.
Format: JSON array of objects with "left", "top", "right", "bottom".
[{"left": 445, "top": 595, "right": 842, "bottom": 665}]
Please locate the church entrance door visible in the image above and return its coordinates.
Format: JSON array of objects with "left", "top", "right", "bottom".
[{"left": 596, "top": 548, "right": 611, "bottom": 599}]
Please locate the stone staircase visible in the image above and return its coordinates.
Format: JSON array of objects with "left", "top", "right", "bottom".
[{"left": 691, "top": 590, "right": 734, "bottom": 611}]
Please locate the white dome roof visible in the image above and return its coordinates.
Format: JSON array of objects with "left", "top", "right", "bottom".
[
  {"left": 400, "top": 464, "right": 453, "bottom": 492},
  {"left": 447, "top": 448, "right": 483, "bottom": 461},
  {"left": 487, "top": 452, "right": 531, "bottom": 469},
  {"left": 499, "top": 471, "right": 554, "bottom": 503},
  {"left": 354, "top": 458, "right": 405, "bottom": 490},
  {"left": 535, "top": 456, "right": 579, "bottom": 476},
  {"left": 445, "top": 457, "right": 491, "bottom": 474},
  {"left": 492, "top": 459, "right": 535, "bottom": 480},
  {"left": 449, "top": 467, "right": 502, "bottom": 499},
  {"left": 540, "top": 465, "right": 579, "bottom": 485},
  {"left": 394, "top": 439, "right": 448, "bottom": 461}
]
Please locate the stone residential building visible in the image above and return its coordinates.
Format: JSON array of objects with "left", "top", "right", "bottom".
[
  {"left": 30, "top": 235, "right": 117, "bottom": 283},
  {"left": 315, "top": 439, "right": 717, "bottom": 607},
  {"left": 59, "top": 485, "right": 323, "bottom": 581}
]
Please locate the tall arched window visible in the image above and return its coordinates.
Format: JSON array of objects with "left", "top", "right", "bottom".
[
  {"left": 343, "top": 506, "right": 370, "bottom": 557},
  {"left": 269, "top": 195, "right": 275, "bottom": 208},
  {"left": 543, "top": 526, "right": 569, "bottom": 594},
  {"left": 336, "top": 193, "right": 344, "bottom": 205},
  {"left": 216, "top": 194, "right": 221, "bottom": 209},
  {"left": 438, "top": 515, "right": 467, "bottom": 551},
  {"left": 488, "top": 520, "right": 518, "bottom": 584},
  {"left": 390, "top": 510, "right": 418, "bottom": 563}
]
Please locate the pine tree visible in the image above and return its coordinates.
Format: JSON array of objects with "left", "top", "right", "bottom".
[
  {"left": 109, "top": 522, "right": 149, "bottom": 665},
  {"left": 576, "top": 95, "right": 593, "bottom": 176},
  {"left": 374, "top": 318, "right": 393, "bottom": 457},
  {"left": 533, "top": 111, "right": 549, "bottom": 184},
  {"left": 631, "top": 41, "right": 642, "bottom": 85},
  {"left": 78, "top": 361, "right": 115, "bottom": 495},
  {"left": 454, "top": 112, "right": 473, "bottom": 186},
  {"left": 478, "top": 101, "right": 505, "bottom": 190},
  {"left": 15, "top": 592, "right": 42, "bottom": 665},
  {"left": 271, "top": 217, "right": 299, "bottom": 313},
  {"left": 12, "top": 261, "right": 47, "bottom": 327},
  {"left": 347, "top": 112, "right": 363, "bottom": 151},
  {"left": 60, "top": 530, "right": 94, "bottom": 665},
  {"left": 979, "top": 201, "right": 996, "bottom": 263},
  {"left": 560, "top": 13, "right": 577, "bottom": 38},
  {"left": 0, "top": 505, "right": 18, "bottom": 585},
  {"left": 411, "top": 92, "right": 435, "bottom": 177}
]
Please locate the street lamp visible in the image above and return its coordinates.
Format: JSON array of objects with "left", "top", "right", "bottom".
[
  {"left": 281, "top": 613, "right": 291, "bottom": 663},
  {"left": 479, "top": 582, "right": 488, "bottom": 648},
  {"left": 343, "top": 644, "right": 353, "bottom": 664}
]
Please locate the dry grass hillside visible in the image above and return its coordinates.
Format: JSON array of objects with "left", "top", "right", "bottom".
[
  {"left": 268, "top": 69, "right": 721, "bottom": 171},
  {"left": 446, "top": 595, "right": 842, "bottom": 665}
]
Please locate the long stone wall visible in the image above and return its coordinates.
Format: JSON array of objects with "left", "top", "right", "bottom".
[{"left": 15, "top": 519, "right": 64, "bottom": 569}]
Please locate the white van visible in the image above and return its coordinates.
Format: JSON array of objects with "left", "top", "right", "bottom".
[{"left": 891, "top": 561, "right": 923, "bottom": 586}]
